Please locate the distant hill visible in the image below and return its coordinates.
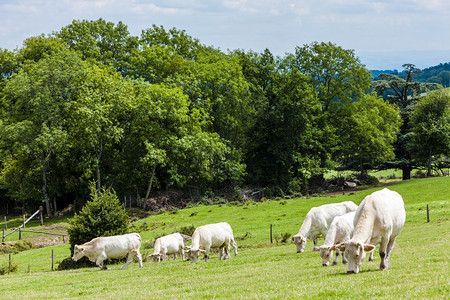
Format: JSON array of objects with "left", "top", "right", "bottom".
[{"left": 371, "top": 62, "right": 450, "bottom": 87}]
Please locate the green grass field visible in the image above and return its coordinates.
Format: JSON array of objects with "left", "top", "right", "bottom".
[{"left": 0, "top": 177, "right": 449, "bottom": 299}]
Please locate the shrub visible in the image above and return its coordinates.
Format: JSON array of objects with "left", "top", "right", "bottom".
[
  {"left": 67, "top": 183, "right": 130, "bottom": 256},
  {"left": 179, "top": 225, "right": 196, "bottom": 237},
  {"left": 0, "top": 240, "right": 33, "bottom": 254},
  {"left": 0, "top": 261, "right": 18, "bottom": 275}
]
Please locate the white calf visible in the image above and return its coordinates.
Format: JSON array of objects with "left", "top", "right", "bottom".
[
  {"left": 292, "top": 201, "right": 358, "bottom": 253},
  {"left": 149, "top": 233, "right": 185, "bottom": 262}
]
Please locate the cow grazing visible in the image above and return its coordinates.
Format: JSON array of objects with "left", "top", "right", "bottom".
[
  {"left": 186, "top": 222, "right": 238, "bottom": 263},
  {"left": 291, "top": 201, "right": 358, "bottom": 253},
  {"left": 318, "top": 211, "right": 374, "bottom": 266},
  {"left": 149, "top": 233, "right": 185, "bottom": 262},
  {"left": 72, "top": 233, "right": 144, "bottom": 270},
  {"left": 336, "top": 188, "right": 406, "bottom": 274}
]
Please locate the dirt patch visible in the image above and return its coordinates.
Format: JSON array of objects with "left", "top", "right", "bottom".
[
  {"left": 35, "top": 223, "right": 69, "bottom": 232},
  {"left": 143, "top": 191, "right": 189, "bottom": 212},
  {"left": 31, "top": 236, "right": 67, "bottom": 248}
]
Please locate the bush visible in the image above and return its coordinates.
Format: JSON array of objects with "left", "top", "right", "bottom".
[
  {"left": 0, "top": 240, "right": 33, "bottom": 254},
  {"left": 67, "top": 184, "right": 130, "bottom": 256},
  {"left": 0, "top": 261, "right": 18, "bottom": 275}
]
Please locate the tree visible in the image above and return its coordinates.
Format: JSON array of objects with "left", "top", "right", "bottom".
[
  {"left": 372, "top": 64, "right": 438, "bottom": 180},
  {"left": 336, "top": 93, "right": 401, "bottom": 177},
  {"left": 235, "top": 49, "right": 321, "bottom": 191},
  {"left": 0, "top": 46, "right": 84, "bottom": 215},
  {"left": 410, "top": 88, "right": 450, "bottom": 176},
  {"left": 56, "top": 18, "right": 139, "bottom": 75},
  {"left": 67, "top": 184, "right": 129, "bottom": 255},
  {"left": 293, "top": 42, "right": 372, "bottom": 113}
]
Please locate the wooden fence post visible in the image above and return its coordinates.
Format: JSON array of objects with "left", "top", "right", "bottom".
[
  {"left": 4, "top": 216, "right": 7, "bottom": 230},
  {"left": 39, "top": 206, "right": 44, "bottom": 226},
  {"left": 52, "top": 249, "right": 54, "bottom": 271},
  {"left": 23, "top": 214, "right": 26, "bottom": 228},
  {"left": 9, "top": 254, "right": 12, "bottom": 269},
  {"left": 19, "top": 228, "right": 22, "bottom": 240},
  {"left": 427, "top": 205, "right": 430, "bottom": 223},
  {"left": 270, "top": 224, "right": 273, "bottom": 244},
  {"left": 2, "top": 228, "right": 4, "bottom": 242}
]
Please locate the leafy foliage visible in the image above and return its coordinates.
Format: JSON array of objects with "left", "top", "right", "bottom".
[
  {"left": 410, "top": 88, "right": 450, "bottom": 174},
  {"left": 1, "top": 19, "right": 446, "bottom": 214},
  {"left": 67, "top": 184, "right": 129, "bottom": 255}
]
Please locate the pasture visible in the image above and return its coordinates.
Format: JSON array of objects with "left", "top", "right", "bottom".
[{"left": 0, "top": 177, "right": 449, "bottom": 299}]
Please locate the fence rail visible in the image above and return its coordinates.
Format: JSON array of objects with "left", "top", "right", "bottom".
[{"left": 2, "top": 206, "right": 44, "bottom": 242}]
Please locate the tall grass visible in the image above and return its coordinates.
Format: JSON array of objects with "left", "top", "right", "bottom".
[{"left": 0, "top": 177, "right": 448, "bottom": 299}]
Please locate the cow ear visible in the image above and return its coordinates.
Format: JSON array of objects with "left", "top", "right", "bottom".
[
  {"left": 336, "top": 243, "right": 346, "bottom": 252},
  {"left": 199, "top": 249, "right": 206, "bottom": 254},
  {"left": 363, "top": 244, "right": 375, "bottom": 252},
  {"left": 330, "top": 245, "right": 336, "bottom": 251}
]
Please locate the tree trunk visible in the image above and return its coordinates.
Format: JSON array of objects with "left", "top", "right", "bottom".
[
  {"left": 41, "top": 162, "right": 52, "bottom": 217},
  {"left": 427, "top": 148, "right": 432, "bottom": 177},
  {"left": 95, "top": 137, "right": 103, "bottom": 197},
  {"left": 402, "top": 166, "right": 411, "bottom": 180},
  {"left": 145, "top": 164, "right": 157, "bottom": 200}
]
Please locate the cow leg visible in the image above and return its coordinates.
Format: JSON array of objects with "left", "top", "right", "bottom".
[
  {"left": 342, "top": 250, "right": 348, "bottom": 264},
  {"left": 218, "top": 246, "right": 223, "bottom": 260},
  {"left": 96, "top": 254, "right": 107, "bottom": 270},
  {"left": 379, "top": 237, "right": 389, "bottom": 270},
  {"left": 231, "top": 237, "right": 238, "bottom": 256},
  {"left": 135, "top": 249, "right": 143, "bottom": 268},
  {"left": 384, "top": 237, "right": 396, "bottom": 267},
  {"left": 368, "top": 250, "right": 374, "bottom": 262},
  {"left": 180, "top": 248, "right": 185, "bottom": 260},
  {"left": 312, "top": 238, "right": 318, "bottom": 251},
  {"left": 204, "top": 246, "right": 210, "bottom": 262},
  {"left": 332, "top": 250, "right": 340, "bottom": 266},
  {"left": 222, "top": 245, "right": 230, "bottom": 260},
  {"left": 121, "top": 253, "right": 134, "bottom": 270}
]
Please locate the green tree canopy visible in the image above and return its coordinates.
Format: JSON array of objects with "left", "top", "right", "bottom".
[
  {"left": 335, "top": 93, "right": 401, "bottom": 176},
  {"left": 410, "top": 88, "right": 450, "bottom": 175},
  {"left": 372, "top": 64, "right": 439, "bottom": 179},
  {"left": 56, "top": 18, "right": 139, "bottom": 74}
]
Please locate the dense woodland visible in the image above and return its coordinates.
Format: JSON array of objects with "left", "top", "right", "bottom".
[{"left": 0, "top": 19, "right": 449, "bottom": 215}]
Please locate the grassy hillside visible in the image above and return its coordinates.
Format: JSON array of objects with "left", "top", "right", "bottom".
[{"left": 0, "top": 177, "right": 448, "bottom": 299}]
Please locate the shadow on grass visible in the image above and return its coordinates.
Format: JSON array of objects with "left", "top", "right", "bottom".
[{"left": 331, "top": 268, "right": 380, "bottom": 276}]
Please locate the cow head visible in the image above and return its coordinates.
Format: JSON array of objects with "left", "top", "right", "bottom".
[
  {"left": 318, "top": 245, "right": 334, "bottom": 266},
  {"left": 337, "top": 241, "right": 375, "bottom": 274},
  {"left": 72, "top": 245, "right": 86, "bottom": 261},
  {"left": 291, "top": 235, "right": 307, "bottom": 253},
  {"left": 149, "top": 253, "right": 163, "bottom": 263},
  {"left": 186, "top": 248, "right": 206, "bottom": 263}
]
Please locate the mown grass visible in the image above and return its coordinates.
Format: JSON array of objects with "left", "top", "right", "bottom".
[{"left": 0, "top": 176, "right": 448, "bottom": 299}]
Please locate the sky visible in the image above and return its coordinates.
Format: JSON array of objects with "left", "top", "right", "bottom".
[{"left": 1, "top": 0, "right": 449, "bottom": 70}]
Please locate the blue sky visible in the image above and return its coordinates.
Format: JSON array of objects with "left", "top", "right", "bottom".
[{"left": 1, "top": 0, "right": 449, "bottom": 70}]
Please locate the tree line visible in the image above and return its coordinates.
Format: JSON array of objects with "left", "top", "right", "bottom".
[{"left": 0, "top": 19, "right": 449, "bottom": 215}]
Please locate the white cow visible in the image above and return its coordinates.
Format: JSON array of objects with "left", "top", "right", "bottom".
[
  {"left": 292, "top": 201, "right": 358, "bottom": 253},
  {"left": 187, "top": 222, "right": 238, "bottom": 263},
  {"left": 337, "top": 188, "right": 406, "bottom": 274},
  {"left": 318, "top": 211, "right": 373, "bottom": 266},
  {"left": 149, "top": 233, "right": 185, "bottom": 262},
  {"left": 72, "top": 233, "right": 144, "bottom": 270}
]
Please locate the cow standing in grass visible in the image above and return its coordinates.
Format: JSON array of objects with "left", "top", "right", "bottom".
[
  {"left": 149, "top": 233, "right": 185, "bottom": 262},
  {"left": 291, "top": 201, "right": 358, "bottom": 253},
  {"left": 186, "top": 222, "right": 238, "bottom": 263},
  {"left": 72, "top": 233, "right": 143, "bottom": 270},
  {"left": 337, "top": 188, "right": 406, "bottom": 274}
]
